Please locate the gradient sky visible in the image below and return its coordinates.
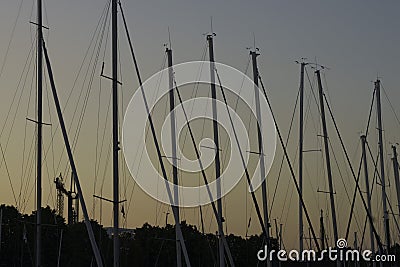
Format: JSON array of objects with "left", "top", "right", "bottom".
[{"left": 0, "top": 0, "right": 399, "bottom": 251}]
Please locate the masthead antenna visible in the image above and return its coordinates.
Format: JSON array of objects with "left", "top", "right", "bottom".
[
  {"left": 253, "top": 32, "right": 256, "bottom": 50},
  {"left": 168, "top": 26, "right": 172, "bottom": 49},
  {"left": 211, "top": 16, "right": 213, "bottom": 34}
]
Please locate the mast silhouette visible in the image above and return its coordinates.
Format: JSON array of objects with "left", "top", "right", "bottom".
[
  {"left": 35, "top": 0, "right": 43, "bottom": 266},
  {"left": 207, "top": 33, "right": 225, "bottom": 267},
  {"left": 111, "top": 0, "right": 120, "bottom": 266},
  {"left": 166, "top": 46, "right": 182, "bottom": 267},
  {"left": 250, "top": 47, "right": 271, "bottom": 265},
  {"left": 298, "top": 61, "right": 306, "bottom": 252},
  {"left": 319, "top": 209, "right": 325, "bottom": 250},
  {"left": 117, "top": 2, "right": 193, "bottom": 265},
  {"left": 392, "top": 145, "right": 400, "bottom": 217},
  {"left": 316, "top": 70, "right": 339, "bottom": 250},
  {"left": 375, "top": 79, "right": 391, "bottom": 252}
]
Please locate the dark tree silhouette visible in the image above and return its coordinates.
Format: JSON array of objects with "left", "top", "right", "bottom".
[{"left": 0, "top": 204, "right": 397, "bottom": 267}]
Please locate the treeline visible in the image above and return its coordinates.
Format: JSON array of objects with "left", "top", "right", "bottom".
[
  {"left": 1, "top": 204, "right": 398, "bottom": 266},
  {"left": 0, "top": 204, "right": 270, "bottom": 266}
]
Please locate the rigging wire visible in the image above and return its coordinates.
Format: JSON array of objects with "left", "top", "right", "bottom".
[
  {"left": 93, "top": 7, "right": 112, "bottom": 219},
  {"left": 18, "top": 39, "right": 37, "bottom": 209},
  {"left": 381, "top": 83, "right": 400, "bottom": 129},
  {"left": 171, "top": 76, "right": 236, "bottom": 265},
  {"left": 0, "top": 0, "right": 24, "bottom": 80},
  {"left": 359, "top": 153, "right": 378, "bottom": 250},
  {"left": 1, "top": 37, "right": 36, "bottom": 210},
  {"left": 155, "top": 56, "right": 174, "bottom": 226},
  {"left": 60, "top": 2, "right": 111, "bottom": 180},
  {"left": 119, "top": 2, "right": 195, "bottom": 265},
  {"left": 302, "top": 70, "right": 322, "bottom": 213},
  {"left": 117, "top": 32, "right": 130, "bottom": 227},
  {"left": 257, "top": 72, "right": 321, "bottom": 251},
  {"left": 44, "top": 76, "right": 55, "bottom": 208},
  {"left": 179, "top": 43, "right": 208, "bottom": 151},
  {"left": 124, "top": 52, "right": 167, "bottom": 223},
  {"left": 344, "top": 86, "right": 376, "bottom": 240},
  {"left": 0, "top": 143, "right": 18, "bottom": 206},
  {"left": 320, "top": 89, "right": 384, "bottom": 251},
  {"left": 269, "top": 75, "right": 300, "bottom": 216},
  {"left": 215, "top": 54, "right": 251, "bottom": 236},
  {"left": 39, "top": 0, "right": 111, "bottom": 187},
  {"left": 214, "top": 66, "right": 270, "bottom": 239},
  {"left": 0, "top": 37, "right": 36, "bottom": 167},
  {"left": 304, "top": 67, "right": 327, "bottom": 218},
  {"left": 327, "top": 136, "right": 362, "bottom": 235},
  {"left": 365, "top": 141, "right": 400, "bottom": 237}
]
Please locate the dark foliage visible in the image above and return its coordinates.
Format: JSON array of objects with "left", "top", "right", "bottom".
[{"left": 0, "top": 204, "right": 398, "bottom": 266}]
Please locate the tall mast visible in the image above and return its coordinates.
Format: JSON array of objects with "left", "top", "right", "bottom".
[
  {"left": 207, "top": 33, "right": 225, "bottom": 267},
  {"left": 361, "top": 135, "right": 375, "bottom": 265},
  {"left": 250, "top": 49, "right": 271, "bottom": 248},
  {"left": 392, "top": 145, "right": 400, "bottom": 218},
  {"left": 316, "top": 70, "right": 339, "bottom": 248},
  {"left": 375, "top": 79, "right": 390, "bottom": 251},
  {"left": 36, "top": 0, "right": 43, "bottom": 266},
  {"left": 319, "top": 209, "right": 325, "bottom": 250},
  {"left": 111, "top": 0, "right": 120, "bottom": 266},
  {"left": 298, "top": 62, "right": 306, "bottom": 252},
  {"left": 166, "top": 47, "right": 182, "bottom": 267}
]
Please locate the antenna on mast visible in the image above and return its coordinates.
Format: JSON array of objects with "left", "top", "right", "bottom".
[
  {"left": 253, "top": 32, "right": 256, "bottom": 51},
  {"left": 211, "top": 16, "right": 213, "bottom": 34},
  {"left": 168, "top": 26, "right": 172, "bottom": 49}
]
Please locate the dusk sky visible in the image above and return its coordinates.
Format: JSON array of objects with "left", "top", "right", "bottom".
[{"left": 0, "top": 0, "right": 399, "bottom": 251}]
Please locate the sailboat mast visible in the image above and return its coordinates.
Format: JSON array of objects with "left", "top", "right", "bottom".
[
  {"left": 166, "top": 47, "right": 182, "bottom": 267},
  {"left": 316, "top": 70, "right": 339, "bottom": 247},
  {"left": 361, "top": 135, "right": 375, "bottom": 265},
  {"left": 250, "top": 49, "right": 271, "bottom": 245},
  {"left": 391, "top": 145, "right": 400, "bottom": 218},
  {"left": 111, "top": 0, "right": 120, "bottom": 266},
  {"left": 298, "top": 62, "right": 306, "bottom": 252},
  {"left": 207, "top": 34, "right": 225, "bottom": 267},
  {"left": 36, "top": 0, "right": 43, "bottom": 266},
  {"left": 375, "top": 79, "right": 391, "bottom": 251},
  {"left": 319, "top": 209, "right": 325, "bottom": 250}
]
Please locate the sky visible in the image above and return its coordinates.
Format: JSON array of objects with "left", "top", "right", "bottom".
[{"left": 0, "top": 0, "right": 399, "bottom": 251}]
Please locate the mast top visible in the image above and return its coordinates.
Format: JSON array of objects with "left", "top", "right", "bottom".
[
  {"left": 164, "top": 45, "right": 172, "bottom": 53},
  {"left": 295, "top": 58, "right": 309, "bottom": 66},
  {"left": 312, "top": 64, "right": 329, "bottom": 73},
  {"left": 248, "top": 32, "right": 260, "bottom": 56},
  {"left": 249, "top": 48, "right": 260, "bottom": 57},
  {"left": 206, "top": 32, "right": 216, "bottom": 40},
  {"left": 164, "top": 27, "right": 173, "bottom": 50}
]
